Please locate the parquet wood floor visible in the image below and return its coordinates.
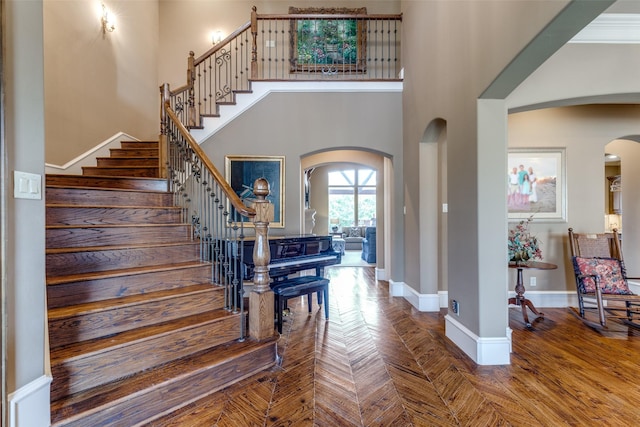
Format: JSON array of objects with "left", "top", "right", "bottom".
[{"left": 147, "top": 266, "right": 640, "bottom": 426}]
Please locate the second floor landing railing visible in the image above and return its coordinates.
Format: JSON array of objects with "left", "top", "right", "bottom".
[{"left": 161, "top": 6, "right": 402, "bottom": 131}]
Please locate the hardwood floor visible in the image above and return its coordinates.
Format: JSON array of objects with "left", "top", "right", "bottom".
[{"left": 147, "top": 266, "right": 640, "bottom": 426}]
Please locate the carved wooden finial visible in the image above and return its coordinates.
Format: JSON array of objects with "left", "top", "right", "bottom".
[
  {"left": 251, "top": 178, "right": 274, "bottom": 224},
  {"left": 253, "top": 177, "right": 270, "bottom": 199}
]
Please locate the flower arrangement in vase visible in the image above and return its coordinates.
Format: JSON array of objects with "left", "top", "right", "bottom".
[{"left": 508, "top": 216, "right": 542, "bottom": 264}]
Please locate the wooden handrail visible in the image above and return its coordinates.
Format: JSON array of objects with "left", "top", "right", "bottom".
[
  {"left": 163, "top": 101, "right": 256, "bottom": 219},
  {"left": 194, "top": 22, "right": 251, "bottom": 65}
]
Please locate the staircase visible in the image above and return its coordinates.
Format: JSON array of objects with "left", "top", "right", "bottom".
[{"left": 46, "top": 141, "right": 277, "bottom": 426}]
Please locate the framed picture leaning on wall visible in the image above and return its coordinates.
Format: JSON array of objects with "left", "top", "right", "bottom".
[
  {"left": 225, "top": 155, "right": 285, "bottom": 228},
  {"left": 508, "top": 148, "right": 566, "bottom": 222}
]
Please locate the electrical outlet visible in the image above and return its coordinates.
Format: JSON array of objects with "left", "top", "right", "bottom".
[
  {"left": 530, "top": 276, "right": 537, "bottom": 286},
  {"left": 450, "top": 299, "right": 459, "bottom": 315}
]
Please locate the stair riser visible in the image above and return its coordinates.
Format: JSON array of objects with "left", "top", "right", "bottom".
[
  {"left": 109, "top": 148, "right": 158, "bottom": 157},
  {"left": 46, "top": 187, "right": 173, "bottom": 207},
  {"left": 49, "top": 288, "right": 226, "bottom": 348},
  {"left": 82, "top": 167, "right": 159, "bottom": 177},
  {"left": 46, "top": 244, "right": 200, "bottom": 276},
  {"left": 46, "top": 175, "right": 167, "bottom": 191},
  {"left": 50, "top": 314, "right": 244, "bottom": 402},
  {"left": 47, "top": 207, "right": 182, "bottom": 226},
  {"left": 97, "top": 158, "right": 159, "bottom": 167},
  {"left": 46, "top": 225, "right": 191, "bottom": 248},
  {"left": 47, "top": 265, "right": 213, "bottom": 309},
  {"left": 120, "top": 141, "right": 159, "bottom": 149}
]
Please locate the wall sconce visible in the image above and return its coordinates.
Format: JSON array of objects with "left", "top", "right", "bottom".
[
  {"left": 101, "top": 3, "right": 116, "bottom": 34},
  {"left": 211, "top": 30, "right": 223, "bottom": 45}
]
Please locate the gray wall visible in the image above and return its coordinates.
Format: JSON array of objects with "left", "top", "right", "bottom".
[
  {"left": 200, "top": 91, "right": 403, "bottom": 278},
  {"left": 4, "top": 0, "right": 50, "bottom": 424},
  {"left": 401, "top": 0, "right": 574, "bottom": 337}
]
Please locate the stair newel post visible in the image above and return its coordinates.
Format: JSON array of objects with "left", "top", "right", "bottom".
[
  {"left": 159, "top": 83, "right": 170, "bottom": 179},
  {"left": 187, "top": 51, "right": 197, "bottom": 128},
  {"left": 249, "top": 177, "right": 275, "bottom": 340},
  {"left": 251, "top": 6, "right": 258, "bottom": 80}
]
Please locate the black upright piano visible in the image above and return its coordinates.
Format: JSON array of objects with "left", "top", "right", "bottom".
[{"left": 221, "top": 234, "right": 341, "bottom": 282}]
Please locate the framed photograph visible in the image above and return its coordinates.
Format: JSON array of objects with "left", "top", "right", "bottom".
[
  {"left": 225, "top": 155, "right": 285, "bottom": 228},
  {"left": 508, "top": 148, "right": 566, "bottom": 222},
  {"left": 289, "top": 7, "right": 367, "bottom": 73}
]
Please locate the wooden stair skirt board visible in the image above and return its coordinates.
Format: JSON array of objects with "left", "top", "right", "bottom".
[{"left": 47, "top": 140, "right": 277, "bottom": 426}]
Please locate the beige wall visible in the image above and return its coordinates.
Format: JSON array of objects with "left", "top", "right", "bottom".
[
  {"left": 158, "top": 0, "right": 401, "bottom": 91},
  {"left": 44, "top": 0, "right": 159, "bottom": 165}
]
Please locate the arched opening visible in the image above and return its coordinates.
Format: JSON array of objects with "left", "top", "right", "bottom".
[
  {"left": 301, "top": 148, "right": 391, "bottom": 280},
  {"left": 419, "top": 118, "right": 447, "bottom": 308},
  {"left": 604, "top": 137, "right": 640, "bottom": 279}
]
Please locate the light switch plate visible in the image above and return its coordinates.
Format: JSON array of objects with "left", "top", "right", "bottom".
[{"left": 14, "top": 171, "right": 42, "bottom": 200}]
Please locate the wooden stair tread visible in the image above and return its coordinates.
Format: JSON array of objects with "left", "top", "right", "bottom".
[
  {"left": 46, "top": 261, "right": 210, "bottom": 285},
  {"left": 96, "top": 156, "right": 158, "bottom": 159},
  {"left": 49, "top": 338, "right": 277, "bottom": 425},
  {"left": 46, "top": 223, "right": 189, "bottom": 230},
  {"left": 46, "top": 203, "right": 180, "bottom": 209},
  {"left": 47, "top": 174, "right": 164, "bottom": 181},
  {"left": 46, "top": 184, "right": 168, "bottom": 194},
  {"left": 48, "top": 284, "right": 219, "bottom": 319},
  {"left": 50, "top": 310, "right": 238, "bottom": 363},
  {"left": 83, "top": 165, "right": 157, "bottom": 169},
  {"left": 46, "top": 241, "right": 198, "bottom": 255}
]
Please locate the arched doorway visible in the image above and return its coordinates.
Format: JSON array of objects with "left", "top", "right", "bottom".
[
  {"left": 301, "top": 149, "right": 391, "bottom": 281},
  {"left": 419, "top": 118, "right": 447, "bottom": 308}
]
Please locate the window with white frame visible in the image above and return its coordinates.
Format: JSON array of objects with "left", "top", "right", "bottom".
[{"left": 328, "top": 168, "right": 376, "bottom": 230}]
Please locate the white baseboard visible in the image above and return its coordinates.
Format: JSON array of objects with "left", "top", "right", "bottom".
[
  {"left": 8, "top": 375, "right": 52, "bottom": 427},
  {"left": 508, "top": 290, "right": 578, "bottom": 308},
  {"left": 438, "top": 291, "right": 448, "bottom": 308},
  {"left": 45, "top": 132, "right": 139, "bottom": 175},
  {"left": 387, "top": 287, "right": 584, "bottom": 365},
  {"left": 387, "top": 281, "right": 440, "bottom": 312},
  {"left": 445, "top": 315, "right": 511, "bottom": 365},
  {"left": 375, "top": 267, "right": 387, "bottom": 281}
]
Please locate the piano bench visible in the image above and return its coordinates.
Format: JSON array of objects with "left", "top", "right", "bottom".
[{"left": 270, "top": 276, "right": 329, "bottom": 334}]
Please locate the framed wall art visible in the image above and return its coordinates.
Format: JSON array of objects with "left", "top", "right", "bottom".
[
  {"left": 507, "top": 148, "right": 566, "bottom": 222},
  {"left": 225, "top": 155, "right": 285, "bottom": 228},
  {"left": 289, "top": 6, "right": 367, "bottom": 73}
]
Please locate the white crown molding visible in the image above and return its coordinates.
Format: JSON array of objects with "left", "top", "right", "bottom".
[{"left": 570, "top": 13, "right": 640, "bottom": 44}]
